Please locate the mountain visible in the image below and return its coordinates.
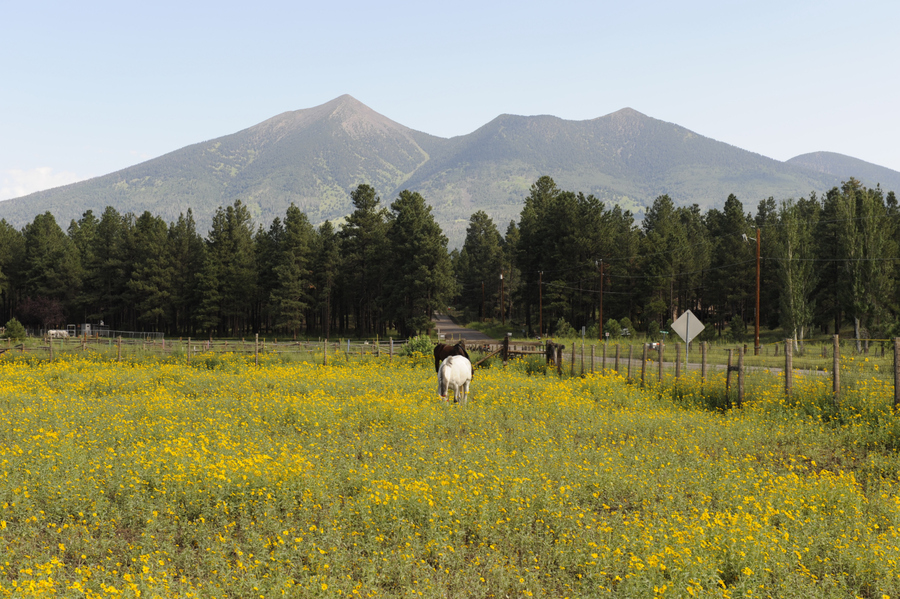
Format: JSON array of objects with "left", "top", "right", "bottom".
[
  {"left": 1, "top": 95, "right": 897, "bottom": 247},
  {"left": 786, "top": 151, "right": 900, "bottom": 194}
]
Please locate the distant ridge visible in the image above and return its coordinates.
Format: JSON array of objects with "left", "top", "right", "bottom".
[
  {"left": 1, "top": 95, "right": 897, "bottom": 247},
  {"left": 786, "top": 151, "right": 900, "bottom": 193}
]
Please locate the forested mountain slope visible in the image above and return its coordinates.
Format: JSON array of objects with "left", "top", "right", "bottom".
[{"left": 1, "top": 95, "right": 896, "bottom": 247}]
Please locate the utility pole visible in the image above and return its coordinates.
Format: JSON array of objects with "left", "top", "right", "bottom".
[
  {"left": 598, "top": 260, "right": 605, "bottom": 341},
  {"left": 500, "top": 272, "right": 505, "bottom": 325},
  {"left": 755, "top": 228, "right": 761, "bottom": 355},
  {"left": 539, "top": 271, "right": 543, "bottom": 338}
]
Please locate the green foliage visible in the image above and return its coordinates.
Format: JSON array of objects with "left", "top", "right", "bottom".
[
  {"left": 605, "top": 318, "right": 620, "bottom": 340},
  {"left": 647, "top": 321, "right": 661, "bottom": 339},
  {"left": 455, "top": 211, "right": 503, "bottom": 320},
  {"left": 401, "top": 335, "right": 434, "bottom": 358},
  {"left": 729, "top": 314, "right": 747, "bottom": 342},
  {"left": 553, "top": 317, "right": 575, "bottom": 338},
  {"left": 384, "top": 190, "right": 455, "bottom": 338},
  {"left": 2, "top": 318, "right": 25, "bottom": 341}
]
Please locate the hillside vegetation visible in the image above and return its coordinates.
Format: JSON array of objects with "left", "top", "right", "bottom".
[{"left": 2, "top": 95, "right": 899, "bottom": 248}]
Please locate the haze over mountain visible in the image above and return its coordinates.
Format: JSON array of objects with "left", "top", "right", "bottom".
[{"left": 2, "top": 95, "right": 898, "bottom": 248}]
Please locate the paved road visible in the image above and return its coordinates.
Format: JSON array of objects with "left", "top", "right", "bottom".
[{"left": 432, "top": 314, "right": 497, "bottom": 344}]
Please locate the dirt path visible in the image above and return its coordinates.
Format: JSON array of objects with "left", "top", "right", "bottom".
[{"left": 432, "top": 314, "right": 497, "bottom": 344}]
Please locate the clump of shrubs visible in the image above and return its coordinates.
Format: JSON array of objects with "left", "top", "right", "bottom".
[{"left": 1, "top": 318, "right": 25, "bottom": 341}]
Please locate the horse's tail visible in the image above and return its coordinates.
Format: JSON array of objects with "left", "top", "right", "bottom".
[{"left": 438, "top": 363, "right": 449, "bottom": 396}]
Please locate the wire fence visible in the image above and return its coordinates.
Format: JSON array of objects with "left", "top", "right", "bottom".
[{"left": 3, "top": 333, "right": 898, "bottom": 410}]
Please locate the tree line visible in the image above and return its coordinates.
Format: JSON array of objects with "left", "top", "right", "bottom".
[{"left": 1, "top": 176, "right": 898, "bottom": 344}]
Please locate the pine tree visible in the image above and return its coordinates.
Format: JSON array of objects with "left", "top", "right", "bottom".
[
  {"left": 0, "top": 219, "right": 25, "bottom": 323},
  {"left": 196, "top": 201, "right": 256, "bottom": 336},
  {"left": 168, "top": 210, "right": 205, "bottom": 335},
  {"left": 456, "top": 211, "right": 503, "bottom": 320},
  {"left": 126, "top": 212, "right": 174, "bottom": 331},
  {"left": 384, "top": 190, "right": 455, "bottom": 338},
  {"left": 313, "top": 221, "right": 342, "bottom": 338},
  {"left": 271, "top": 204, "right": 315, "bottom": 337},
  {"left": 21, "top": 212, "right": 81, "bottom": 327},
  {"left": 339, "top": 184, "right": 389, "bottom": 336}
]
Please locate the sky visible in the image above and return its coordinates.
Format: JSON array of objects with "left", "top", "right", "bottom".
[{"left": 2, "top": 0, "right": 899, "bottom": 201}]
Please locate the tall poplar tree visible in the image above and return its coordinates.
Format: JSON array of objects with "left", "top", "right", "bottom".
[{"left": 773, "top": 199, "right": 818, "bottom": 351}]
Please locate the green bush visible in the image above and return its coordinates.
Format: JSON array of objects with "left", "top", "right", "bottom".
[
  {"left": 402, "top": 335, "right": 434, "bottom": 357},
  {"left": 619, "top": 317, "right": 634, "bottom": 338},
  {"left": 647, "top": 321, "right": 660, "bottom": 339},
  {"left": 605, "top": 318, "right": 620, "bottom": 340},
  {"left": 553, "top": 317, "right": 575, "bottom": 338},
  {"left": 2, "top": 318, "right": 25, "bottom": 341}
]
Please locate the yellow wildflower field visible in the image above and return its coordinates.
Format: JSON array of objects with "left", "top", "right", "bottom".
[{"left": 0, "top": 354, "right": 899, "bottom": 598}]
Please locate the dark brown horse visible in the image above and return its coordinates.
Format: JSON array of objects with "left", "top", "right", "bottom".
[{"left": 434, "top": 340, "right": 471, "bottom": 373}]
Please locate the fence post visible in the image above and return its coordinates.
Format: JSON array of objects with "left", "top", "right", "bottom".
[
  {"left": 580, "top": 340, "right": 584, "bottom": 375},
  {"left": 675, "top": 343, "right": 681, "bottom": 379},
  {"left": 658, "top": 343, "right": 664, "bottom": 382},
  {"left": 324, "top": 339, "right": 328, "bottom": 365},
  {"left": 117, "top": 336, "right": 122, "bottom": 363},
  {"left": 602, "top": 344, "right": 607, "bottom": 372},
  {"left": 833, "top": 335, "right": 840, "bottom": 406},
  {"left": 737, "top": 346, "right": 745, "bottom": 409},
  {"left": 556, "top": 345, "right": 563, "bottom": 377},
  {"left": 615, "top": 344, "right": 620, "bottom": 373},
  {"left": 570, "top": 343, "right": 576, "bottom": 376},
  {"left": 255, "top": 333, "right": 259, "bottom": 366},
  {"left": 785, "top": 339, "right": 793, "bottom": 397},
  {"left": 187, "top": 337, "right": 191, "bottom": 361},
  {"left": 701, "top": 341, "right": 707, "bottom": 382},
  {"left": 49, "top": 335, "right": 53, "bottom": 362},
  {"left": 590, "top": 345, "right": 594, "bottom": 374},
  {"left": 894, "top": 338, "right": 900, "bottom": 412},
  {"left": 390, "top": 338, "right": 393, "bottom": 362},
  {"left": 627, "top": 345, "right": 634, "bottom": 381},
  {"left": 641, "top": 343, "right": 648, "bottom": 388},
  {"left": 726, "top": 349, "right": 733, "bottom": 407}
]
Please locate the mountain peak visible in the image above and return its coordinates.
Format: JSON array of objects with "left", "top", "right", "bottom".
[
  {"left": 249, "top": 95, "right": 411, "bottom": 143},
  {"left": 607, "top": 107, "right": 649, "bottom": 119}
]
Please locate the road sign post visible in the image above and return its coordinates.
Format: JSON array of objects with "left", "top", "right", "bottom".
[{"left": 671, "top": 310, "right": 705, "bottom": 371}]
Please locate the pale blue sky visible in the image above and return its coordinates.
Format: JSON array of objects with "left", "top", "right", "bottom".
[{"left": 2, "top": 0, "right": 898, "bottom": 201}]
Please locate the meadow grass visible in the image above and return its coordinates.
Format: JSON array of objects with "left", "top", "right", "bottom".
[{"left": 0, "top": 352, "right": 899, "bottom": 597}]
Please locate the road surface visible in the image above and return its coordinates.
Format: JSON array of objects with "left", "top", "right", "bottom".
[{"left": 432, "top": 314, "right": 497, "bottom": 344}]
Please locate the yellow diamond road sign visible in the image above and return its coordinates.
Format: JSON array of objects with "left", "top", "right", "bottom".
[{"left": 671, "top": 310, "right": 704, "bottom": 344}]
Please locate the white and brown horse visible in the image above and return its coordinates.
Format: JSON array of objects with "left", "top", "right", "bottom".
[{"left": 437, "top": 355, "right": 473, "bottom": 405}]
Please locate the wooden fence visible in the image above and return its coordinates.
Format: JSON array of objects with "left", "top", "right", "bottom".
[{"left": 5, "top": 333, "right": 899, "bottom": 411}]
